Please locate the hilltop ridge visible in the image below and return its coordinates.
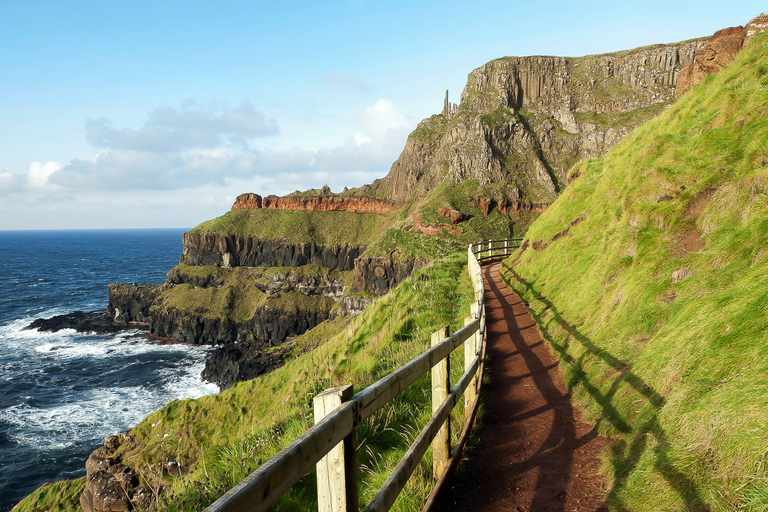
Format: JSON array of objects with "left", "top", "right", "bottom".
[{"left": 503, "top": 25, "right": 768, "bottom": 510}]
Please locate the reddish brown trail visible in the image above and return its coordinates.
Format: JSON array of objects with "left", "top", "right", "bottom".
[{"left": 437, "top": 262, "right": 609, "bottom": 512}]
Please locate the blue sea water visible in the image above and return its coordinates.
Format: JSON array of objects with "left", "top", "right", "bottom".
[{"left": 0, "top": 229, "right": 219, "bottom": 511}]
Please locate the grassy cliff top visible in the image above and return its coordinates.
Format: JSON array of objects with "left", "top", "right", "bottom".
[
  {"left": 503, "top": 32, "right": 768, "bottom": 511},
  {"left": 191, "top": 208, "right": 394, "bottom": 246}
]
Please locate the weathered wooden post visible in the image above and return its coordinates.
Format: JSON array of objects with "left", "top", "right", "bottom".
[
  {"left": 314, "top": 385, "right": 357, "bottom": 512},
  {"left": 470, "top": 302, "right": 481, "bottom": 392},
  {"left": 430, "top": 325, "right": 450, "bottom": 481},
  {"left": 464, "top": 314, "right": 477, "bottom": 422},
  {"left": 505, "top": 238, "right": 508, "bottom": 256}
]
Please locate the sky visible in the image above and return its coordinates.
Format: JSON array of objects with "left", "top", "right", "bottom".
[{"left": 0, "top": 1, "right": 765, "bottom": 230}]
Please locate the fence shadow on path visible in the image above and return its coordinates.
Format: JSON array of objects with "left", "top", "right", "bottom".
[{"left": 503, "top": 265, "right": 713, "bottom": 512}]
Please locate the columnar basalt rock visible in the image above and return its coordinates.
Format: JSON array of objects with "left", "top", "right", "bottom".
[
  {"left": 179, "top": 232, "right": 363, "bottom": 270},
  {"left": 375, "top": 38, "right": 708, "bottom": 207}
]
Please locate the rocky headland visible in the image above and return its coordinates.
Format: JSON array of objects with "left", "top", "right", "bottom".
[{"left": 19, "top": 17, "right": 768, "bottom": 510}]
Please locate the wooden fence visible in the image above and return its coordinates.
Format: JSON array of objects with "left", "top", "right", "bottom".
[
  {"left": 205, "top": 239, "right": 520, "bottom": 512},
  {"left": 470, "top": 238, "right": 523, "bottom": 264}
]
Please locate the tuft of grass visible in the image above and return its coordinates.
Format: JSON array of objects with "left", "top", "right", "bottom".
[
  {"left": 11, "top": 478, "right": 85, "bottom": 512},
  {"left": 502, "top": 32, "right": 768, "bottom": 511}
]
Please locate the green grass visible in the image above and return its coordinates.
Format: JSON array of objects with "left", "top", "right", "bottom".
[
  {"left": 157, "top": 265, "right": 338, "bottom": 323},
  {"left": 501, "top": 32, "right": 768, "bottom": 511},
  {"left": 16, "top": 254, "right": 476, "bottom": 512},
  {"left": 192, "top": 208, "right": 393, "bottom": 247},
  {"left": 11, "top": 478, "right": 85, "bottom": 512}
]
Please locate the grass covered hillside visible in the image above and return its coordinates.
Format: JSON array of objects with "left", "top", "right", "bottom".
[
  {"left": 192, "top": 184, "right": 525, "bottom": 261},
  {"left": 502, "top": 32, "right": 768, "bottom": 510},
  {"left": 16, "top": 254, "right": 475, "bottom": 511}
]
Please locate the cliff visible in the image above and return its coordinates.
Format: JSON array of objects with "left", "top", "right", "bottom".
[
  {"left": 371, "top": 38, "right": 708, "bottom": 210},
  {"left": 232, "top": 192, "right": 395, "bottom": 215},
  {"left": 503, "top": 30, "right": 768, "bottom": 508},
  {"left": 179, "top": 232, "right": 363, "bottom": 270},
  {"left": 677, "top": 15, "right": 768, "bottom": 96}
]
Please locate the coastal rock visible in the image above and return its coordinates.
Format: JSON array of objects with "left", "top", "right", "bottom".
[
  {"left": 108, "top": 283, "right": 169, "bottom": 325},
  {"left": 25, "top": 310, "right": 124, "bottom": 334},
  {"left": 202, "top": 339, "right": 293, "bottom": 390},
  {"left": 80, "top": 436, "right": 152, "bottom": 512},
  {"left": 179, "top": 232, "right": 362, "bottom": 271}
]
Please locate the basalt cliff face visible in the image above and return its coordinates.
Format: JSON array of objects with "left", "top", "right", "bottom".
[
  {"left": 179, "top": 231, "right": 363, "bottom": 270},
  {"left": 372, "top": 38, "right": 708, "bottom": 208}
]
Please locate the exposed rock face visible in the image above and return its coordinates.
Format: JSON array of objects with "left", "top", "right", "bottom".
[
  {"left": 438, "top": 207, "right": 468, "bottom": 224},
  {"left": 25, "top": 310, "right": 124, "bottom": 334},
  {"left": 180, "top": 232, "right": 362, "bottom": 271},
  {"left": 374, "top": 38, "right": 707, "bottom": 208},
  {"left": 231, "top": 193, "right": 394, "bottom": 215},
  {"left": 81, "top": 435, "right": 154, "bottom": 512},
  {"left": 109, "top": 283, "right": 168, "bottom": 325},
  {"left": 202, "top": 339, "right": 294, "bottom": 390},
  {"left": 677, "top": 16, "right": 768, "bottom": 96},
  {"left": 351, "top": 257, "right": 422, "bottom": 296}
]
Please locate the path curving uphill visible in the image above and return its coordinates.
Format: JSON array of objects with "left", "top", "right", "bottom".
[{"left": 438, "top": 262, "right": 609, "bottom": 511}]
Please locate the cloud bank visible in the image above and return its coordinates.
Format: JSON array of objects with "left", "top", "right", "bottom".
[{"left": 15, "top": 98, "right": 416, "bottom": 194}]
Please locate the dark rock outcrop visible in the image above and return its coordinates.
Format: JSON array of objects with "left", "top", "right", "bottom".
[
  {"left": 109, "top": 283, "right": 168, "bottom": 325},
  {"left": 179, "top": 232, "right": 362, "bottom": 270},
  {"left": 202, "top": 339, "right": 293, "bottom": 390},
  {"left": 351, "top": 257, "right": 422, "bottom": 296},
  {"left": 25, "top": 310, "right": 124, "bottom": 334},
  {"left": 81, "top": 435, "right": 154, "bottom": 512},
  {"left": 147, "top": 303, "right": 332, "bottom": 346}
]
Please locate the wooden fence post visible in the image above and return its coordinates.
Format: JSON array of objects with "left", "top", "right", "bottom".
[
  {"left": 430, "top": 326, "right": 450, "bottom": 482},
  {"left": 314, "top": 385, "right": 357, "bottom": 512},
  {"left": 464, "top": 315, "right": 477, "bottom": 422},
  {"left": 470, "top": 302, "right": 480, "bottom": 394}
]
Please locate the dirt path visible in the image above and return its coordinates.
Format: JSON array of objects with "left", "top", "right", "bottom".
[{"left": 437, "top": 262, "right": 609, "bottom": 512}]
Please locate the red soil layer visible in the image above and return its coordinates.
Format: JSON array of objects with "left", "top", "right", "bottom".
[
  {"left": 231, "top": 193, "right": 394, "bottom": 215},
  {"left": 437, "top": 262, "right": 609, "bottom": 512}
]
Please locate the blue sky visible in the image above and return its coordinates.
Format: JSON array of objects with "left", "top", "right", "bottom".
[{"left": 0, "top": 1, "right": 764, "bottom": 229}]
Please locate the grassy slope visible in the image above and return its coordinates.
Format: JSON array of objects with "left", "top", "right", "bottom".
[
  {"left": 15, "top": 254, "right": 475, "bottom": 512},
  {"left": 502, "top": 33, "right": 768, "bottom": 511},
  {"left": 191, "top": 209, "right": 394, "bottom": 246},
  {"left": 191, "top": 187, "right": 522, "bottom": 261}
]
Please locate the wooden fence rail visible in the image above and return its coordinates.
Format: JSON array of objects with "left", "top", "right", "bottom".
[
  {"left": 205, "top": 239, "right": 520, "bottom": 512},
  {"left": 470, "top": 238, "right": 523, "bottom": 264}
]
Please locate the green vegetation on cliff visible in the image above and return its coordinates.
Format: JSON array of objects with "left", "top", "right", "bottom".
[
  {"left": 192, "top": 208, "right": 393, "bottom": 246},
  {"left": 502, "top": 33, "right": 768, "bottom": 511},
  {"left": 15, "top": 255, "right": 475, "bottom": 511}
]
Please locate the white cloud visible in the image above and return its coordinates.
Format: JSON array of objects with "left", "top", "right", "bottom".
[
  {"left": 25, "top": 98, "right": 416, "bottom": 199},
  {"left": 0, "top": 169, "right": 24, "bottom": 195},
  {"left": 27, "top": 161, "right": 62, "bottom": 188},
  {"left": 85, "top": 101, "right": 278, "bottom": 153}
]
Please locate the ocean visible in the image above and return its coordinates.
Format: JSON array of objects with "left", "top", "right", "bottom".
[{"left": 0, "top": 229, "right": 219, "bottom": 511}]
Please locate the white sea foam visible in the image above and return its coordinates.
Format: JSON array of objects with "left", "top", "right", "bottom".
[{"left": 0, "top": 322, "right": 218, "bottom": 450}]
